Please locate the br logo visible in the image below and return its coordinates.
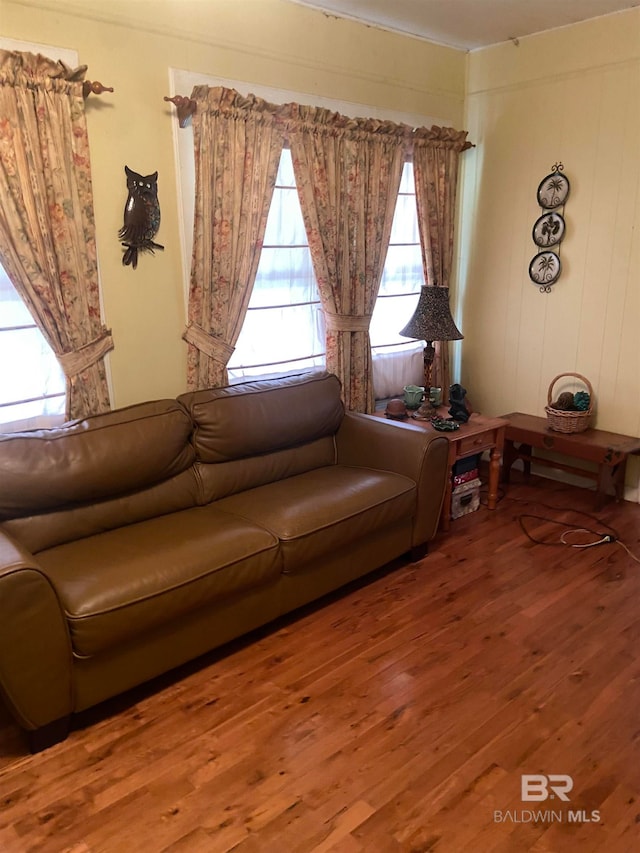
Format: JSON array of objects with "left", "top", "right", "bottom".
[{"left": 521, "top": 774, "right": 573, "bottom": 802}]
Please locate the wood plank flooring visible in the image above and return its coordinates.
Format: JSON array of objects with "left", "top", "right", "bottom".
[{"left": 0, "top": 473, "right": 639, "bottom": 852}]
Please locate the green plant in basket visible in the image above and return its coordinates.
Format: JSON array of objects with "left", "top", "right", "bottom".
[{"left": 574, "top": 391, "right": 590, "bottom": 411}]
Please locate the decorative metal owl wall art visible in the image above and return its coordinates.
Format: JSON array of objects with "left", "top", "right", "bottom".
[{"left": 119, "top": 166, "right": 164, "bottom": 269}]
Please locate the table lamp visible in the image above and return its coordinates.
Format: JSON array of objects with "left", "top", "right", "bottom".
[{"left": 399, "top": 285, "right": 463, "bottom": 419}]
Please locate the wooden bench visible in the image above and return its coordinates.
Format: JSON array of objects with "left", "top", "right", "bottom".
[{"left": 501, "top": 412, "right": 640, "bottom": 508}]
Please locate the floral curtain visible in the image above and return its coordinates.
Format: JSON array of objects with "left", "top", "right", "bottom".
[
  {"left": 286, "top": 106, "right": 408, "bottom": 412},
  {"left": 0, "top": 50, "right": 113, "bottom": 420},
  {"left": 184, "top": 87, "right": 285, "bottom": 389},
  {"left": 413, "top": 125, "right": 473, "bottom": 396}
]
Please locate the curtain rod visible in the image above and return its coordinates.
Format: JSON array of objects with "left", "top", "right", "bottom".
[
  {"left": 82, "top": 80, "right": 114, "bottom": 98},
  {"left": 164, "top": 95, "right": 197, "bottom": 127},
  {"left": 163, "top": 93, "right": 475, "bottom": 150}
]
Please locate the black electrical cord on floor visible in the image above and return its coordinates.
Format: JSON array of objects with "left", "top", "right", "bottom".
[
  {"left": 517, "top": 513, "right": 615, "bottom": 547},
  {"left": 476, "top": 486, "right": 639, "bottom": 562},
  {"left": 513, "top": 500, "right": 640, "bottom": 563}
]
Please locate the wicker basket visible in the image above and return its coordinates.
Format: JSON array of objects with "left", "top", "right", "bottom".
[{"left": 545, "top": 372, "right": 593, "bottom": 433}]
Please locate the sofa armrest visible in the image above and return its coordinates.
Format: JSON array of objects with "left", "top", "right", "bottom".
[
  {"left": 335, "top": 413, "right": 449, "bottom": 546},
  {"left": 0, "top": 531, "right": 73, "bottom": 731}
]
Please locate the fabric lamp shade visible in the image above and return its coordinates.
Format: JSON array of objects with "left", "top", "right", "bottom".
[{"left": 400, "top": 286, "right": 463, "bottom": 343}]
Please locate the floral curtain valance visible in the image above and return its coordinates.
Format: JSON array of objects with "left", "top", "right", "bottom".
[
  {"left": 0, "top": 49, "right": 88, "bottom": 89},
  {"left": 0, "top": 49, "right": 113, "bottom": 420},
  {"left": 278, "top": 103, "right": 412, "bottom": 140},
  {"left": 412, "top": 124, "right": 474, "bottom": 152}
]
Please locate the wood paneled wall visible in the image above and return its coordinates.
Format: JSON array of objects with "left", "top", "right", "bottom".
[{"left": 457, "top": 9, "right": 640, "bottom": 499}]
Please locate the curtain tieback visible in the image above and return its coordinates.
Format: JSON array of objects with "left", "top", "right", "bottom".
[
  {"left": 324, "top": 312, "right": 370, "bottom": 333},
  {"left": 57, "top": 330, "right": 114, "bottom": 377},
  {"left": 183, "top": 323, "right": 235, "bottom": 364}
]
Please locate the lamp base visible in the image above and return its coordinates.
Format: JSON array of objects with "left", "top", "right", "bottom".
[
  {"left": 411, "top": 400, "right": 436, "bottom": 420},
  {"left": 410, "top": 341, "right": 437, "bottom": 420}
]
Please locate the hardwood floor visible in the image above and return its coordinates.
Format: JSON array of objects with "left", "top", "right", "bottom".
[{"left": 1, "top": 473, "right": 639, "bottom": 852}]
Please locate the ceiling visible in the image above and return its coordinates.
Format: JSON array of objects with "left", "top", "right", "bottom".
[{"left": 288, "top": 0, "right": 639, "bottom": 50}]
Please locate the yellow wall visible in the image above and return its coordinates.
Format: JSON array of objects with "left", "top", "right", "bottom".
[
  {"left": 460, "top": 10, "right": 640, "bottom": 439},
  {"left": 0, "top": 0, "right": 465, "bottom": 408}
]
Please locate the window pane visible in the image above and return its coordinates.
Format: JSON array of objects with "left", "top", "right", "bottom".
[
  {"left": 228, "top": 355, "right": 325, "bottom": 384},
  {"left": 378, "top": 245, "right": 424, "bottom": 296},
  {"left": 0, "top": 266, "right": 34, "bottom": 328},
  {"left": 231, "top": 303, "right": 325, "bottom": 368},
  {"left": 249, "top": 248, "right": 317, "bottom": 307},
  {"left": 0, "top": 395, "right": 65, "bottom": 426},
  {"left": 398, "top": 161, "right": 416, "bottom": 193},
  {"left": 263, "top": 187, "right": 309, "bottom": 246},
  {"left": 370, "top": 292, "right": 421, "bottom": 347},
  {"left": 275, "top": 148, "right": 296, "bottom": 187},
  {"left": 0, "top": 262, "right": 66, "bottom": 427},
  {"left": 371, "top": 160, "right": 425, "bottom": 377},
  {"left": 389, "top": 193, "right": 420, "bottom": 244},
  {"left": 230, "top": 148, "right": 325, "bottom": 377},
  {"left": 0, "top": 327, "right": 65, "bottom": 406}
]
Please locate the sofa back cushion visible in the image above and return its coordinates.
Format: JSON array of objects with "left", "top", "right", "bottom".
[
  {"left": 0, "top": 400, "right": 196, "bottom": 522},
  {"left": 178, "top": 371, "right": 344, "bottom": 463},
  {"left": 178, "top": 371, "right": 344, "bottom": 501}
]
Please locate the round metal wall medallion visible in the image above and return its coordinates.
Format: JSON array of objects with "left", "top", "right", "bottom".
[
  {"left": 532, "top": 212, "right": 565, "bottom": 247},
  {"left": 537, "top": 172, "right": 570, "bottom": 209},
  {"left": 529, "top": 251, "right": 561, "bottom": 286}
]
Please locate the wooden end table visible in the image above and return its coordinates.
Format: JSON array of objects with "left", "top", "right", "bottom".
[
  {"left": 501, "top": 412, "right": 640, "bottom": 508},
  {"left": 373, "top": 409, "right": 507, "bottom": 531}
]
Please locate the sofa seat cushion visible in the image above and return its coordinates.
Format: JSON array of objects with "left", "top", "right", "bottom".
[
  {"left": 37, "top": 506, "right": 280, "bottom": 657},
  {"left": 214, "top": 465, "right": 416, "bottom": 574}
]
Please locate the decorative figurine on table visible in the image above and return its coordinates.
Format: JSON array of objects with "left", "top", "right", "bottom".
[
  {"left": 448, "top": 383, "right": 471, "bottom": 423},
  {"left": 430, "top": 416, "right": 459, "bottom": 432}
]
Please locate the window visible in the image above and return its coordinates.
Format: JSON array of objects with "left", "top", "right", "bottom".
[
  {"left": 229, "top": 156, "right": 425, "bottom": 394},
  {"left": 227, "top": 148, "right": 325, "bottom": 382},
  {"left": 370, "top": 161, "right": 425, "bottom": 398},
  {"left": 171, "top": 70, "right": 440, "bottom": 393},
  {"left": 0, "top": 262, "right": 66, "bottom": 429},
  {"left": 0, "top": 38, "right": 76, "bottom": 431}
]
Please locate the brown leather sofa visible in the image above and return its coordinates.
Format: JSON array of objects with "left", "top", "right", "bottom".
[{"left": 0, "top": 371, "right": 448, "bottom": 751}]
